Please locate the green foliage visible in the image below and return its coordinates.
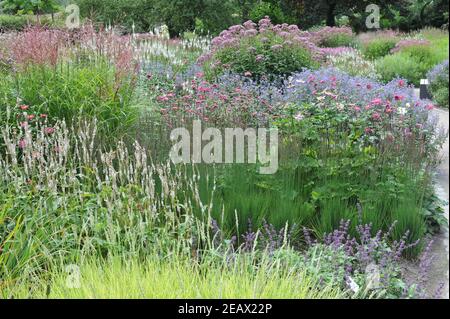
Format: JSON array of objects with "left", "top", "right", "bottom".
[
  {"left": 431, "top": 87, "right": 449, "bottom": 109},
  {"left": 320, "top": 33, "right": 356, "bottom": 48},
  {"left": 428, "top": 61, "right": 449, "bottom": 108},
  {"left": 75, "top": 0, "right": 156, "bottom": 33},
  {"left": 363, "top": 38, "right": 398, "bottom": 60},
  {"left": 76, "top": 0, "right": 237, "bottom": 36},
  {"left": 249, "top": 1, "right": 288, "bottom": 25},
  {"left": 0, "top": 14, "right": 29, "bottom": 31},
  {"left": 0, "top": 0, "right": 59, "bottom": 15},
  {"left": 3, "top": 254, "right": 344, "bottom": 299},
  {"left": 2, "top": 61, "right": 137, "bottom": 135},
  {"left": 376, "top": 45, "right": 442, "bottom": 86}
]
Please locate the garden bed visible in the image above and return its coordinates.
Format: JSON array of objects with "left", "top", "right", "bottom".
[{"left": 0, "top": 17, "right": 449, "bottom": 299}]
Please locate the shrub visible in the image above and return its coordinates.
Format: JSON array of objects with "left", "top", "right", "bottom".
[
  {"left": 363, "top": 38, "right": 398, "bottom": 60},
  {"left": 427, "top": 60, "right": 449, "bottom": 108},
  {"left": 12, "top": 63, "right": 136, "bottom": 133},
  {"left": 199, "top": 17, "right": 319, "bottom": 81},
  {"left": 0, "top": 14, "right": 29, "bottom": 32},
  {"left": 1, "top": 26, "right": 139, "bottom": 134},
  {"left": 391, "top": 39, "right": 431, "bottom": 54},
  {"left": 310, "top": 26, "right": 356, "bottom": 48},
  {"left": 76, "top": 0, "right": 237, "bottom": 36},
  {"left": 76, "top": 0, "right": 157, "bottom": 33},
  {"left": 0, "top": 14, "right": 57, "bottom": 32},
  {"left": 320, "top": 33, "right": 356, "bottom": 48},
  {"left": 249, "top": 2, "right": 288, "bottom": 25},
  {"left": 376, "top": 44, "right": 442, "bottom": 86}
]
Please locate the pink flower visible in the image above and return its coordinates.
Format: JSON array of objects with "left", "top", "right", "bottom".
[
  {"left": 426, "top": 104, "right": 434, "bottom": 110},
  {"left": 244, "top": 71, "right": 252, "bottom": 77},
  {"left": 394, "top": 95, "right": 404, "bottom": 101},
  {"left": 398, "top": 79, "right": 405, "bottom": 87},
  {"left": 371, "top": 98, "right": 382, "bottom": 106},
  {"left": 365, "top": 127, "right": 373, "bottom": 134},
  {"left": 372, "top": 112, "right": 382, "bottom": 121},
  {"left": 19, "top": 104, "right": 29, "bottom": 111},
  {"left": 354, "top": 106, "right": 361, "bottom": 112},
  {"left": 157, "top": 96, "right": 170, "bottom": 102},
  {"left": 44, "top": 127, "right": 55, "bottom": 135},
  {"left": 18, "top": 139, "right": 26, "bottom": 149},
  {"left": 27, "top": 114, "right": 35, "bottom": 120},
  {"left": 40, "top": 114, "right": 48, "bottom": 119},
  {"left": 198, "top": 86, "right": 211, "bottom": 93},
  {"left": 366, "top": 84, "right": 372, "bottom": 90}
]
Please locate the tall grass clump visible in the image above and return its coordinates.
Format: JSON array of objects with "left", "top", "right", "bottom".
[
  {"left": 3, "top": 255, "right": 344, "bottom": 299},
  {"left": 375, "top": 32, "right": 448, "bottom": 85},
  {"left": 362, "top": 37, "right": 399, "bottom": 60},
  {"left": 1, "top": 26, "right": 139, "bottom": 135}
]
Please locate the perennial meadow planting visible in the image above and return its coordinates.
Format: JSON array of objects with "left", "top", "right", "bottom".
[{"left": 0, "top": 14, "right": 449, "bottom": 300}]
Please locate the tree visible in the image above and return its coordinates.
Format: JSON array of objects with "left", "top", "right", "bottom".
[
  {"left": 153, "top": 0, "right": 236, "bottom": 36},
  {"left": 0, "top": 0, "right": 59, "bottom": 22},
  {"left": 236, "top": 0, "right": 257, "bottom": 21}
]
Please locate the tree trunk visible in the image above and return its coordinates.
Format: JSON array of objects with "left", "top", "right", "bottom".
[
  {"left": 326, "top": 2, "right": 336, "bottom": 26},
  {"left": 420, "top": 1, "right": 433, "bottom": 28}
]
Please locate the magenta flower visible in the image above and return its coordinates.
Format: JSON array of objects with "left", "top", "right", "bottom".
[
  {"left": 372, "top": 112, "right": 382, "bottom": 121},
  {"left": 44, "top": 127, "right": 55, "bottom": 135},
  {"left": 18, "top": 139, "right": 26, "bottom": 149},
  {"left": 371, "top": 98, "right": 382, "bottom": 106}
]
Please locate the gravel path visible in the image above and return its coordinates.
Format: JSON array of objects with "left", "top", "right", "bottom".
[
  {"left": 414, "top": 89, "right": 449, "bottom": 298},
  {"left": 429, "top": 107, "right": 449, "bottom": 299}
]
